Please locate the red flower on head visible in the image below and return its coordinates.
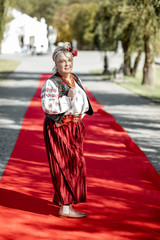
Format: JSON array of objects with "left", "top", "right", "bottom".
[
  {"left": 73, "top": 50, "right": 78, "bottom": 57},
  {"left": 67, "top": 47, "right": 78, "bottom": 57},
  {"left": 67, "top": 47, "right": 73, "bottom": 52}
]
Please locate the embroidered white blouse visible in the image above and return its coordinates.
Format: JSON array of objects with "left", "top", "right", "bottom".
[{"left": 41, "top": 78, "right": 89, "bottom": 117}]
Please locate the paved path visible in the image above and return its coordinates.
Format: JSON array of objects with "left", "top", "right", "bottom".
[
  {"left": 0, "top": 51, "right": 160, "bottom": 179},
  {"left": 83, "top": 75, "right": 160, "bottom": 173},
  {"left": 0, "top": 53, "right": 52, "bottom": 178}
]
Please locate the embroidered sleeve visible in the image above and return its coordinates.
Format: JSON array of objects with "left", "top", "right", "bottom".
[{"left": 41, "top": 79, "right": 72, "bottom": 114}]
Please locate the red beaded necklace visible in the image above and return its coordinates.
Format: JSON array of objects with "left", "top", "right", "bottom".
[{"left": 57, "top": 72, "right": 75, "bottom": 88}]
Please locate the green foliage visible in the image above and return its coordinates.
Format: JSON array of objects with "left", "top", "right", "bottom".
[
  {"left": 132, "top": 0, "right": 160, "bottom": 34},
  {"left": 70, "top": 2, "right": 99, "bottom": 49},
  {"left": 132, "top": 0, "right": 160, "bottom": 86},
  {"left": 0, "top": 0, "right": 14, "bottom": 46},
  {"left": 54, "top": 1, "right": 99, "bottom": 49},
  {"left": 13, "top": 0, "right": 100, "bottom": 26},
  {"left": 94, "top": 0, "right": 160, "bottom": 85},
  {"left": 95, "top": 0, "right": 160, "bottom": 52},
  {"left": 0, "top": 58, "right": 20, "bottom": 80},
  {"left": 53, "top": 5, "right": 73, "bottom": 43},
  {"left": 14, "top": 0, "right": 65, "bottom": 25},
  {"left": 94, "top": 0, "right": 143, "bottom": 52},
  {"left": 0, "top": 0, "right": 8, "bottom": 44}
]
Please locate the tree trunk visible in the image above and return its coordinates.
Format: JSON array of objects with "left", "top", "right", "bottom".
[
  {"left": 123, "top": 51, "right": 132, "bottom": 76},
  {"left": 142, "top": 36, "right": 155, "bottom": 87},
  {"left": 0, "top": 0, "right": 5, "bottom": 45},
  {"left": 131, "top": 51, "right": 142, "bottom": 77},
  {"left": 122, "top": 37, "right": 132, "bottom": 76}
]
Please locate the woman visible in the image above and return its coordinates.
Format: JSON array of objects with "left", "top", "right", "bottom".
[{"left": 41, "top": 43, "right": 93, "bottom": 218}]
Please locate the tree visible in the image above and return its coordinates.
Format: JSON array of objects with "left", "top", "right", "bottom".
[
  {"left": 94, "top": 0, "right": 144, "bottom": 76},
  {"left": 53, "top": 1, "right": 99, "bottom": 49},
  {"left": 94, "top": 1, "right": 122, "bottom": 74},
  {"left": 94, "top": 0, "right": 118, "bottom": 52},
  {"left": 14, "top": 0, "right": 65, "bottom": 25},
  {"left": 0, "top": 0, "right": 8, "bottom": 46},
  {"left": 70, "top": 2, "right": 99, "bottom": 49},
  {"left": 94, "top": 0, "right": 160, "bottom": 86},
  {"left": 133, "top": 0, "right": 160, "bottom": 87},
  {"left": 14, "top": 0, "right": 99, "bottom": 27},
  {"left": 53, "top": 5, "right": 73, "bottom": 43}
]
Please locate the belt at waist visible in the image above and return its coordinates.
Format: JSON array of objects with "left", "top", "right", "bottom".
[{"left": 55, "top": 114, "right": 82, "bottom": 127}]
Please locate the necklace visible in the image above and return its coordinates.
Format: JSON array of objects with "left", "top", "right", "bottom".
[{"left": 57, "top": 72, "right": 75, "bottom": 87}]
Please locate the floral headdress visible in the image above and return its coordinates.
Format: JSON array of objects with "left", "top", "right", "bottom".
[
  {"left": 53, "top": 44, "right": 78, "bottom": 62},
  {"left": 66, "top": 47, "right": 78, "bottom": 57}
]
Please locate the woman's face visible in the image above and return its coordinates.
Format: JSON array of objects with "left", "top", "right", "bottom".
[{"left": 56, "top": 53, "right": 73, "bottom": 76}]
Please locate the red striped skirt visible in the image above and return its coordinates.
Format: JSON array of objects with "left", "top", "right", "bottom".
[{"left": 43, "top": 117, "right": 87, "bottom": 205}]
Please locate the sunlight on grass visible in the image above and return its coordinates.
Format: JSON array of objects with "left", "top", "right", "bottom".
[
  {"left": 91, "top": 67, "right": 160, "bottom": 103},
  {"left": 119, "top": 67, "right": 160, "bottom": 103},
  {"left": 0, "top": 59, "right": 20, "bottom": 80},
  {"left": 91, "top": 69, "right": 114, "bottom": 79}
]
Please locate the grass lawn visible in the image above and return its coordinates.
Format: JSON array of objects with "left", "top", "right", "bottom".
[
  {"left": 91, "top": 67, "right": 160, "bottom": 104},
  {"left": 0, "top": 59, "right": 20, "bottom": 81},
  {"left": 118, "top": 67, "right": 160, "bottom": 103}
]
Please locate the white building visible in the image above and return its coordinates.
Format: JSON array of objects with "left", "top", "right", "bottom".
[{"left": 1, "top": 9, "right": 50, "bottom": 54}]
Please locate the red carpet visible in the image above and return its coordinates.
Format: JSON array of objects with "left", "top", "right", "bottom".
[{"left": 0, "top": 74, "right": 160, "bottom": 240}]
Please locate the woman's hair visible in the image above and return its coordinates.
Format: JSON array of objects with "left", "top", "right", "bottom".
[{"left": 52, "top": 43, "right": 73, "bottom": 72}]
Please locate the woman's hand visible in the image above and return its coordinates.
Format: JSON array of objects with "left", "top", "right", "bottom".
[{"left": 67, "top": 87, "right": 76, "bottom": 99}]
